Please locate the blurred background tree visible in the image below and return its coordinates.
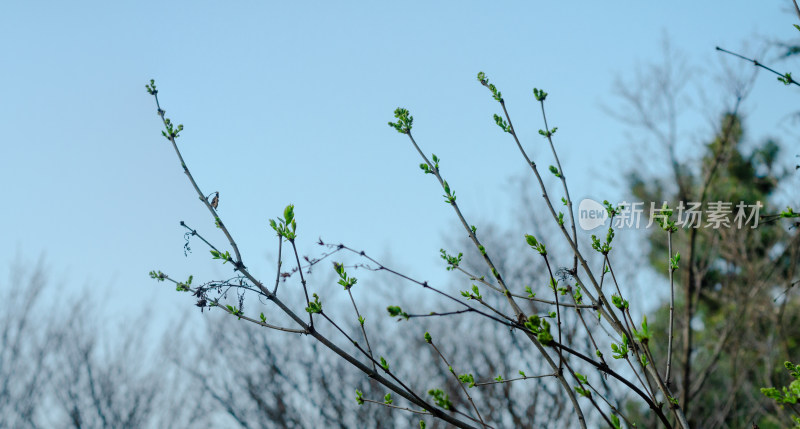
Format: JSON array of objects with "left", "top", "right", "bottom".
[{"left": 619, "top": 44, "right": 800, "bottom": 427}]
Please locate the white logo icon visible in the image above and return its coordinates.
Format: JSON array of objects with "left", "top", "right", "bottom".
[{"left": 578, "top": 199, "right": 607, "bottom": 231}]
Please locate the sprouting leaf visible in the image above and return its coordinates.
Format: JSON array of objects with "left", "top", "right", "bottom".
[
  {"left": 387, "top": 306, "right": 409, "bottom": 320},
  {"left": 525, "top": 286, "right": 536, "bottom": 298},
  {"left": 388, "top": 107, "right": 414, "bottom": 134},
  {"left": 427, "top": 389, "right": 453, "bottom": 410},
  {"left": 634, "top": 315, "right": 651, "bottom": 344},
  {"left": 493, "top": 114, "right": 511, "bottom": 133},
  {"left": 471, "top": 284, "right": 482, "bottom": 300},
  {"left": 611, "top": 414, "right": 621, "bottom": 429},
  {"left": 611, "top": 294, "right": 629, "bottom": 310},
  {"left": 458, "top": 373, "right": 476, "bottom": 388},
  {"left": 440, "top": 249, "right": 463, "bottom": 270},
  {"left": 305, "top": 293, "right": 322, "bottom": 314},
  {"left": 380, "top": 356, "right": 390, "bottom": 371},
  {"left": 525, "top": 234, "right": 547, "bottom": 255}
]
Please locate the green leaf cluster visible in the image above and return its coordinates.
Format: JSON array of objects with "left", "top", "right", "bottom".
[
  {"left": 161, "top": 117, "right": 183, "bottom": 140},
  {"left": 387, "top": 305, "right": 409, "bottom": 320},
  {"left": 305, "top": 293, "right": 322, "bottom": 314},
  {"left": 442, "top": 180, "right": 456, "bottom": 204},
  {"left": 538, "top": 127, "right": 557, "bottom": 138},
  {"left": 269, "top": 204, "right": 298, "bottom": 241},
  {"left": 419, "top": 153, "right": 440, "bottom": 175},
  {"left": 493, "top": 114, "right": 511, "bottom": 133},
  {"left": 590, "top": 227, "right": 615, "bottom": 255},
  {"left": 388, "top": 107, "right": 413, "bottom": 134},
  {"left": 210, "top": 249, "right": 232, "bottom": 264},
  {"left": 611, "top": 294, "right": 629, "bottom": 310},
  {"left": 460, "top": 284, "right": 482, "bottom": 300},
  {"left": 523, "top": 315, "right": 554, "bottom": 346},
  {"left": 440, "top": 249, "right": 463, "bottom": 271},
  {"left": 145, "top": 79, "right": 158, "bottom": 95},
  {"left": 654, "top": 203, "right": 678, "bottom": 232},
  {"left": 427, "top": 388, "right": 453, "bottom": 410},
  {"left": 524, "top": 285, "right": 536, "bottom": 298},
  {"left": 176, "top": 275, "right": 193, "bottom": 292},
  {"left": 525, "top": 234, "right": 547, "bottom": 255},
  {"left": 610, "top": 335, "right": 630, "bottom": 359},
  {"left": 380, "top": 356, "right": 390, "bottom": 371},
  {"left": 477, "top": 71, "right": 503, "bottom": 102},
  {"left": 225, "top": 304, "right": 242, "bottom": 319},
  {"left": 633, "top": 315, "right": 651, "bottom": 344},
  {"left": 573, "top": 285, "right": 583, "bottom": 304},
  {"left": 670, "top": 252, "right": 681, "bottom": 271},
  {"left": 778, "top": 72, "right": 795, "bottom": 85},
  {"left": 458, "top": 373, "right": 476, "bottom": 388},
  {"left": 611, "top": 414, "right": 622, "bottom": 429},
  {"left": 333, "top": 262, "right": 357, "bottom": 289},
  {"left": 761, "top": 361, "right": 800, "bottom": 408},
  {"left": 603, "top": 200, "right": 624, "bottom": 217}
]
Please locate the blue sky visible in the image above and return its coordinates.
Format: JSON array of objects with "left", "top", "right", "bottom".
[{"left": 1, "top": 1, "right": 797, "bottom": 320}]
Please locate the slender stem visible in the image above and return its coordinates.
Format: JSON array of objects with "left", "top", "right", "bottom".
[
  {"left": 358, "top": 398, "right": 430, "bottom": 415},
  {"left": 716, "top": 47, "right": 800, "bottom": 87},
  {"left": 346, "top": 288, "right": 376, "bottom": 372},
  {"left": 272, "top": 235, "right": 283, "bottom": 295},
  {"left": 666, "top": 230, "right": 675, "bottom": 385},
  {"left": 289, "top": 240, "right": 313, "bottom": 328},
  {"left": 153, "top": 94, "right": 245, "bottom": 269},
  {"left": 150, "top": 92, "right": 478, "bottom": 429},
  {"left": 472, "top": 373, "right": 555, "bottom": 387},
  {"left": 405, "top": 132, "right": 524, "bottom": 319},
  {"left": 555, "top": 342, "right": 673, "bottom": 428},
  {"left": 456, "top": 266, "right": 595, "bottom": 308},
  {"left": 429, "top": 341, "right": 487, "bottom": 428},
  {"left": 318, "top": 313, "right": 430, "bottom": 408},
  {"left": 539, "top": 99, "right": 579, "bottom": 273},
  {"left": 542, "top": 254, "right": 565, "bottom": 371}
]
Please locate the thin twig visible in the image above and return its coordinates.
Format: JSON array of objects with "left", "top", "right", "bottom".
[
  {"left": 346, "top": 287, "right": 376, "bottom": 372},
  {"left": 428, "top": 340, "right": 487, "bottom": 428},
  {"left": 716, "top": 47, "right": 799, "bottom": 87},
  {"left": 666, "top": 230, "right": 676, "bottom": 385},
  {"left": 538, "top": 97, "right": 580, "bottom": 273},
  {"left": 272, "top": 235, "right": 283, "bottom": 295},
  {"left": 148, "top": 86, "right": 478, "bottom": 429},
  {"left": 472, "top": 373, "right": 555, "bottom": 387}
]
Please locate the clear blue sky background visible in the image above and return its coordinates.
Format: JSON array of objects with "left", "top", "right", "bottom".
[{"left": 1, "top": 1, "right": 797, "bottom": 321}]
